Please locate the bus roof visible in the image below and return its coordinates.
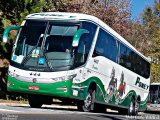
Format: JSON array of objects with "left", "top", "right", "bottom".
[
  {"left": 151, "top": 83, "right": 160, "bottom": 85},
  {"left": 26, "top": 12, "right": 149, "bottom": 62}
]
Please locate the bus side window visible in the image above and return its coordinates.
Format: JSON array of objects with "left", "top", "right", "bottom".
[
  {"left": 93, "top": 28, "right": 118, "bottom": 63},
  {"left": 119, "top": 44, "right": 126, "bottom": 67},
  {"left": 74, "top": 21, "right": 97, "bottom": 67},
  {"left": 93, "top": 30, "right": 105, "bottom": 57},
  {"left": 119, "top": 43, "right": 133, "bottom": 69},
  {"left": 76, "top": 34, "right": 88, "bottom": 64},
  {"left": 119, "top": 42, "right": 150, "bottom": 78}
]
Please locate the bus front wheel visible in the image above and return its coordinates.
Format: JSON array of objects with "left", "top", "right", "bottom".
[
  {"left": 28, "top": 95, "right": 43, "bottom": 108},
  {"left": 77, "top": 89, "right": 95, "bottom": 112},
  {"left": 128, "top": 97, "right": 136, "bottom": 115}
]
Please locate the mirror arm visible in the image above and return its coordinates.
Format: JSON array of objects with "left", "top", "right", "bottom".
[
  {"left": 3, "top": 26, "right": 20, "bottom": 42},
  {"left": 72, "top": 29, "right": 89, "bottom": 47}
]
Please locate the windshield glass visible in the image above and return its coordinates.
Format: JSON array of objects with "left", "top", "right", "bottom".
[
  {"left": 148, "top": 85, "right": 160, "bottom": 104},
  {"left": 45, "top": 25, "right": 77, "bottom": 53},
  {"left": 11, "top": 20, "right": 79, "bottom": 72},
  {"left": 14, "top": 20, "right": 47, "bottom": 57}
]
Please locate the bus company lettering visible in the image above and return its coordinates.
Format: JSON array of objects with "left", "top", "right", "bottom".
[{"left": 135, "top": 77, "right": 149, "bottom": 90}]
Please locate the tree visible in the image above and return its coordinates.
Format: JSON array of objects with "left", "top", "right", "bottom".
[
  {"left": 129, "top": 0, "right": 160, "bottom": 83},
  {"left": 143, "top": 1, "right": 160, "bottom": 83},
  {"left": 64, "top": 0, "right": 132, "bottom": 39},
  {"left": 0, "top": 17, "right": 3, "bottom": 35},
  {"left": 0, "top": 0, "right": 70, "bottom": 96}
]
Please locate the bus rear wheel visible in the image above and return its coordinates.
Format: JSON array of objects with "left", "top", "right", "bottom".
[
  {"left": 135, "top": 100, "right": 140, "bottom": 115},
  {"left": 118, "top": 97, "right": 139, "bottom": 115},
  {"left": 128, "top": 97, "right": 136, "bottom": 116},
  {"left": 28, "top": 95, "right": 43, "bottom": 108},
  {"left": 77, "top": 89, "right": 95, "bottom": 112}
]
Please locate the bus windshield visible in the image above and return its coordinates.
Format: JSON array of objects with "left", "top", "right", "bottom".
[
  {"left": 148, "top": 85, "right": 160, "bottom": 104},
  {"left": 11, "top": 20, "right": 79, "bottom": 72}
]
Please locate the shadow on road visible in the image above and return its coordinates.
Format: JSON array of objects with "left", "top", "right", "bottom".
[
  {"left": 9, "top": 104, "right": 123, "bottom": 116},
  {"left": 94, "top": 114, "right": 124, "bottom": 120},
  {"left": 144, "top": 111, "right": 160, "bottom": 114}
]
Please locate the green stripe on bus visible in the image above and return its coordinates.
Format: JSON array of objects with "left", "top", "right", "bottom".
[{"left": 72, "top": 77, "right": 147, "bottom": 111}]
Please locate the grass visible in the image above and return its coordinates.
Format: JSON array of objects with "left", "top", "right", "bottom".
[{"left": 0, "top": 99, "right": 28, "bottom": 104}]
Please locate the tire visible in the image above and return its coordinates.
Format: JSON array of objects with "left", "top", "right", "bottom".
[
  {"left": 77, "top": 89, "right": 95, "bottom": 112},
  {"left": 28, "top": 95, "right": 43, "bottom": 108},
  {"left": 128, "top": 97, "right": 136, "bottom": 116},
  {"left": 135, "top": 100, "right": 140, "bottom": 115}
]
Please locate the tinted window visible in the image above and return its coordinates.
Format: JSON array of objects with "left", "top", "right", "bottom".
[
  {"left": 93, "top": 28, "right": 118, "bottom": 63},
  {"left": 74, "top": 21, "right": 97, "bottom": 67},
  {"left": 93, "top": 28, "right": 150, "bottom": 78},
  {"left": 80, "top": 21, "right": 97, "bottom": 54},
  {"left": 119, "top": 43, "right": 132, "bottom": 69},
  {"left": 49, "top": 25, "right": 77, "bottom": 36},
  {"left": 119, "top": 43, "right": 150, "bottom": 78}
]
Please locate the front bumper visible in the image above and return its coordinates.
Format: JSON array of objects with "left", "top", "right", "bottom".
[{"left": 7, "top": 75, "right": 72, "bottom": 97}]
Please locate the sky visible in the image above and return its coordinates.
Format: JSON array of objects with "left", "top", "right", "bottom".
[{"left": 131, "top": 0, "right": 155, "bottom": 19}]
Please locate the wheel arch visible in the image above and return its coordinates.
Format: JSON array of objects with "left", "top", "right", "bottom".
[
  {"left": 132, "top": 94, "right": 141, "bottom": 103},
  {"left": 88, "top": 81, "right": 97, "bottom": 91},
  {"left": 136, "top": 95, "right": 141, "bottom": 103},
  {"left": 131, "top": 95, "right": 136, "bottom": 101}
]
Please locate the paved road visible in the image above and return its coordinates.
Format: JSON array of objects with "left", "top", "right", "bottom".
[{"left": 0, "top": 103, "right": 160, "bottom": 120}]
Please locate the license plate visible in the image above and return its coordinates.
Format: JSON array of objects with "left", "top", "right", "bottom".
[{"left": 28, "top": 86, "right": 39, "bottom": 90}]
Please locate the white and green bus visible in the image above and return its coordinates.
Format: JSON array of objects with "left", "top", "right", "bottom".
[
  {"left": 147, "top": 83, "right": 160, "bottom": 112},
  {"left": 3, "top": 12, "right": 150, "bottom": 115}
]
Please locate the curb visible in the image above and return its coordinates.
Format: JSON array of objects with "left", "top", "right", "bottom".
[
  {"left": 0, "top": 102, "right": 77, "bottom": 109},
  {"left": 0, "top": 102, "right": 29, "bottom": 107}
]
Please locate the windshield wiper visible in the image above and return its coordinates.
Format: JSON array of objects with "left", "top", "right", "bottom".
[
  {"left": 42, "top": 49, "right": 54, "bottom": 71},
  {"left": 37, "top": 22, "right": 55, "bottom": 72}
]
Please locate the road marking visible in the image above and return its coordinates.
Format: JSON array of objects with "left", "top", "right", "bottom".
[{"left": 0, "top": 108, "right": 22, "bottom": 113}]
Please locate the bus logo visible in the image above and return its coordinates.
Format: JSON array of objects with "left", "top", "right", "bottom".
[{"left": 32, "top": 78, "right": 37, "bottom": 83}]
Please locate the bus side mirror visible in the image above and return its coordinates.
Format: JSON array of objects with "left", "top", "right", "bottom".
[
  {"left": 3, "top": 26, "right": 20, "bottom": 42},
  {"left": 72, "top": 29, "right": 89, "bottom": 47}
]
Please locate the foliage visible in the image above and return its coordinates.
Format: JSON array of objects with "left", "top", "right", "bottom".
[
  {"left": 0, "top": 0, "right": 46, "bottom": 24},
  {"left": 64, "top": 0, "right": 132, "bottom": 39},
  {"left": 130, "top": 0, "right": 160, "bottom": 83}
]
